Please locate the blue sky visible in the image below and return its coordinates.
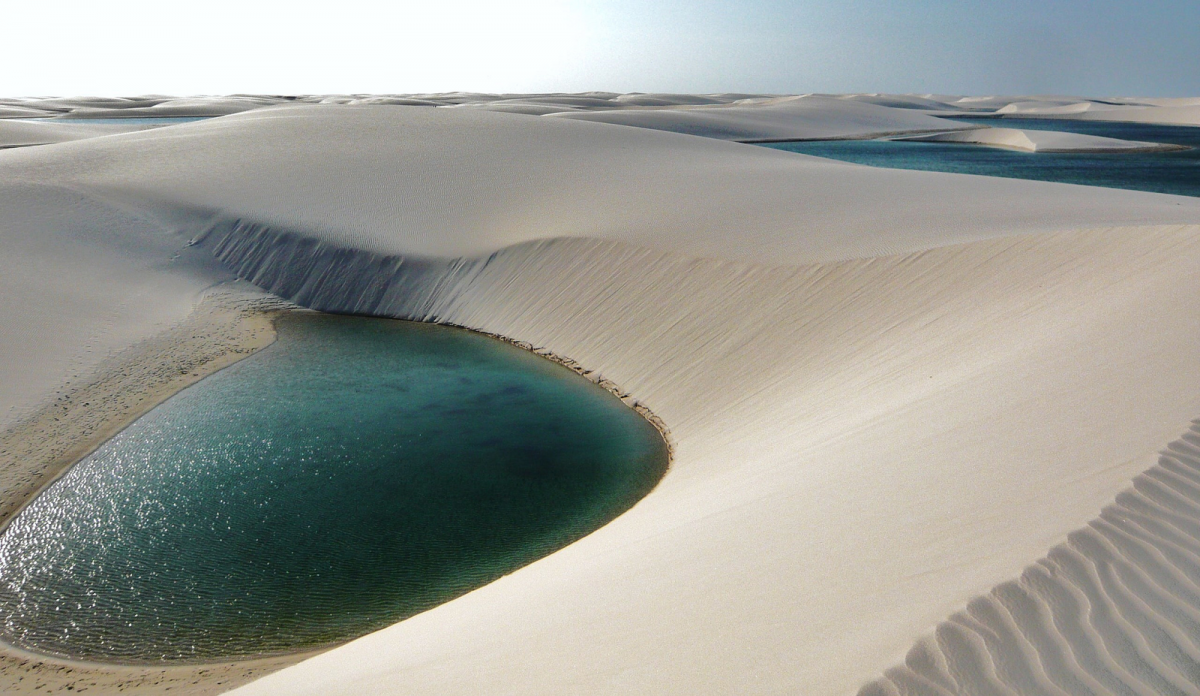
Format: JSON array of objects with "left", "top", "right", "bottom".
[{"left": 4, "top": 0, "right": 1197, "bottom": 96}]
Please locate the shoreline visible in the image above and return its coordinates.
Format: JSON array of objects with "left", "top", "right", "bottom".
[
  {"left": 0, "top": 288, "right": 674, "bottom": 695},
  {"left": 0, "top": 284, "right": 303, "bottom": 695},
  {"left": 0, "top": 286, "right": 284, "bottom": 532}
]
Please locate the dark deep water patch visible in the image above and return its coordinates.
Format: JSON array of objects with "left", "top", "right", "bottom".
[
  {"left": 762, "top": 119, "right": 1200, "bottom": 198},
  {"left": 0, "top": 314, "right": 668, "bottom": 663}
]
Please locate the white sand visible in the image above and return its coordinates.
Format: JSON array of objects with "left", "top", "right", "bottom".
[
  {"left": 896, "top": 126, "right": 1186, "bottom": 153},
  {"left": 546, "top": 94, "right": 971, "bottom": 141},
  {"left": 0, "top": 119, "right": 168, "bottom": 149},
  {"left": 56, "top": 97, "right": 278, "bottom": 119},
  {"left": 9, "top": 104, "right": 1197, "bottom": 265},
  {"left": 0, "top": 105, "right": 60, "bottom": 119},
  {"left": 1, "top": 96, "right": 1200, "bottom": 695},
  {"left": 0, "top": 181, "right": 233, "bottom": 429},
  {"left": 1073, "top": 104, "right": 1200, "bottom": 127},
  {"left": 841, "top": 93, "right": 968, "bottom": 111},
  {"left": 932, "top": 95, "right": 1200, "bottom": 127}
]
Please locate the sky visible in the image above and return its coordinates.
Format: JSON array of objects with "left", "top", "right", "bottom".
[{"left": 4, "top": 0, "right": 1197, "bottom": 97}]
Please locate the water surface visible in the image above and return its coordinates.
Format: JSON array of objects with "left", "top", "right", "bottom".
[
  {"left": 0, "top": 314, "right": 667, "bottom": 663},
  {"left": 763, "top": 119, "right": 1200, "bottom": 197}
]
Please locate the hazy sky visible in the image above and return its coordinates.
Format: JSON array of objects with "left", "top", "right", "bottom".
[{"left": 5, "top": 0, "right": 1197, "bottom": 97}]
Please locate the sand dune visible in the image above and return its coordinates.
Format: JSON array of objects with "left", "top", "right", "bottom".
[
  {"left": 8, "top": 92, "right": 1196, "bottom": 128},
  {"left": 897, "top": 126, "right": 1186, "bottom": 153},
  {"left": 0, "top": 105, "right": 61, "bottom": 119},
  {"left": 221, "top": 224, "right": 1200, "bottom": 696},
  {"left": 1073, "top": 104, "right": 1200, "bottom": 127},
  {"left": 0, "top": 181, "right": 228, "bottom": 429},
  {"left": 546, "top": 94, "right": 970, "bottom": 141},
  {"left": 56, "top": 97, "right": 282, "bottom": 119},
  {"left": 7, "top": 105, "right": 1199, "bottom": 265},
  {"left": 861, "top": 421, "right": 1200, "bottom": 696},
  {"left": 995, "top": 100, "right": 1123, "bottom": 115},
  {"left": 933, "top": 95, "right": 1200, "bottom": 127},
  {"left": 1, "top": 96, "right": 1200, "bottom": 695},
  {"left": 840, "top": 93, "right": 966, "bottom": 111},
  {"left": 0, "top": 119, "right": 166, "bottom": 149}
]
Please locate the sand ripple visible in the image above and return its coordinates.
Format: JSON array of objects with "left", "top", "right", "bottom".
[{"left": 861, "top": 422, "right": 1200, "bottom": 696}]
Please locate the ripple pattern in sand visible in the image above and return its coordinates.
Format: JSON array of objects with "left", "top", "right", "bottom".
[{"left": 861, "top": 421, "right": 1200, "bottom": 696}]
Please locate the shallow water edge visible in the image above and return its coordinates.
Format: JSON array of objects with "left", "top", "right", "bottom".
[
  {"left": 0, "top": 286, "right": 288, "bottom": 694},
  {"left": 0, "top": 288, "right": 672, "bottom": 694}
]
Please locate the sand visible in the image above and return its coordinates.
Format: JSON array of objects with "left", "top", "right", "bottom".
[
  {"left": 546, "top": 94, "right": 972, "bottom": 141},
  {"left": 1, "top": 95, "right": 1200, "bottom": 695},
  {"left": 221, "top": 225, "right": 1200, "bottom": 696},
  {"left": 0, "top": 119, "right": 168, "bottom": 149},
  {"left": 0, "top": 286, "right": 295, "bottom": 695},
  {"left": 896, "top": 126, "right": 1188, "bottom": 153}
]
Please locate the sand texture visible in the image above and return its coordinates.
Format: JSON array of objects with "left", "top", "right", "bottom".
[
  {"left": 0, "top": 119, "right": 165, "bottom": 149},
  {"left": 861, "top": 421, "right": 1200, "bottom": 696},
  {"left": 896, "top": 126, "right": 1188, "bottom": 153},
  {"left": 0, "top": 95, "right": 1199, "bottom": 695},
  {"left": 546, "top": 94, "right": 972, "bottom": 141}
]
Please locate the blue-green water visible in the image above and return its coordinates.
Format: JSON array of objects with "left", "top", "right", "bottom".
[
  {"left": 763, "top": 119, "right": 1200, "bottom": 197},
  {"left": 0, "top": 314, "right": 667, "bottom": 663}
]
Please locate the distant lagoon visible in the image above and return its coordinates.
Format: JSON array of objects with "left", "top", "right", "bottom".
[{"left": 764, "top": 118, "right": 1200, "bottom": 198}]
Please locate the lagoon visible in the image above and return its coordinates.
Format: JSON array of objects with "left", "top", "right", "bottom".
[{"left": 0, "top": 313, "right": 667, "bottom": 663}]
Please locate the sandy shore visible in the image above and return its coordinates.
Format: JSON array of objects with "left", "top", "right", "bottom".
[
  {"left": 0, "top": 287, "right": 303, "bottom": 695},
  {"left": 0, "top": 283, "right": 674, "bottom": 696}
]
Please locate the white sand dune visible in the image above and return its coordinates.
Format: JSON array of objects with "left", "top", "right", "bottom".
[
  {"left": 1123, "top": 97, "right": 1200, "bottom": 108},
  {"left": 2, "top": 97, "right": 1200, "bottom": 695},
  {"left": 345, "top": 96, "right": 444, "bottom": 106},
  {"left": 6, "top": 96, "right": 168, "bottom": 111},
  {"left": 861, "top": 421, "right": 1200, "bottom": 696},
  {"left": 0, "top": 105, "right": 61, "bottom": 119},
  {"left": 930, "top": 95, "right": 1200, "bottom": 127},
  {"left": 546, "top": 94, "right": 972, "bottom": 141},
  {"left": 0, "top": 181, "right": 227, "bottom": 430},
  {"left": 840, "top": 93, "right": 966, "bottom": 111},
  {"left": 613, "top": 92, "right": 755, "bottom": 107},
  {"left": 456, "top": 101, "right": 586, "bottom": 115},
  {"left": 224, "top": 224, "right": 1200, "bottom": 696},
  {"left": 896, "top": 126, "right": 1186, "bottom": 153},
  {"left": 53, "top": 96, "right": 288, "bottom": 119},
  {"left": 0, "top": 119, "right": 167, "bottom": 149},
  {"left": 7, "top": 105, "right": 1198, "bottom": 264},
  {"left": 995, "top": 100, "right": 1124, "bottom": 116},
  {"left": 1072, "top": 104, "right": 1200, "bottom": 127}
]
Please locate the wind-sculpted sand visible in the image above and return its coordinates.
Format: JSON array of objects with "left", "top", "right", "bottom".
[
  {"left": 0, "top": 95, "right": 1199, "bottom": 695},
  {"left": 545, "top": 94, "right": 973, "bottom": 141},
  {"left": 896, "top": 126, "right": 1188, "bottom": 153},
  {"left": 860, "top": 422, "right": 1200, "bottom": 696}
]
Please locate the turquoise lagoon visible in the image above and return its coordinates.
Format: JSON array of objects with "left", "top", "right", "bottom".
[
  {"left": 764, "top": 119, "right": 1200, "bottom": 198},
  {"left": 0, "top": 314, "right": 668, "bottom": 662}
]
